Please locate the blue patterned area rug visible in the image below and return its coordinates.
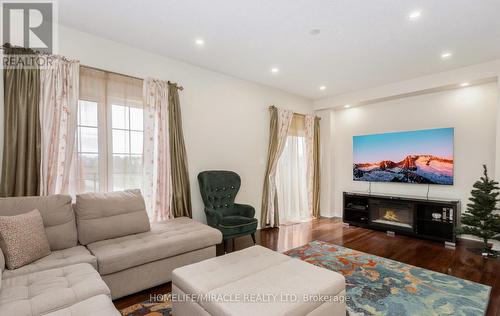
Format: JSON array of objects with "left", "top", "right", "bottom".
[
  {"left": 120, "top": 299, "right": 171, "bottom": 316},
  {"left": 285, "top": 240, "right": 491, "bottom": 316}
]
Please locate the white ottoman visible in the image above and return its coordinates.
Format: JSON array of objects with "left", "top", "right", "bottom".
[{"left": 172, "top": 245, "right": 346, "bottom": 316}]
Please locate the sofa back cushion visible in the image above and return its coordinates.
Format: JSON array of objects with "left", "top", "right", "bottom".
[
  {"left": 0, "top": 195, "right": 77, "bottom": 250},
  {"left": 75, "top": 189, "right": 150, "bottom": 245}
]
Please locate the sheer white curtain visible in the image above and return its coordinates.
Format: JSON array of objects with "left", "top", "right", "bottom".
[
  {"left": 39, "top": 56, "right": 80, "bottom": 195},
  {"left": 143, "top": 78, "right": 172, "bottom": 222},
  {"left": 276, "top": 135, "right": 309, "bottom": 223},
  {"left": 275, "top": 114, "right": 315, "bottom": 224}
]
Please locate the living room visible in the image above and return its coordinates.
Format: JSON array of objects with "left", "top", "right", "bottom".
[{"left": 0, "top": 1, "right": 499, "bottom": 315}]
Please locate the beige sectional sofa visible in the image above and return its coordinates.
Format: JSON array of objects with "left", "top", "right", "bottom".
[{"left": 0, "top": 190, "right": 223, "bottom": 316}]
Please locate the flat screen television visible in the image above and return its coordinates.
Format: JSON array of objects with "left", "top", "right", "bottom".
[{"left": 353, "top": 127, "right": 454, "bottom": 185}]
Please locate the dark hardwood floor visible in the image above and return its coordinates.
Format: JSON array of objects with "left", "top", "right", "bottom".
[{"left": 114, "top": 217, "right": 500, "bottom": 316}]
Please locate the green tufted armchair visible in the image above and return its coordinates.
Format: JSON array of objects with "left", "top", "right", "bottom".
[{"left": 198, "top": 170, "right": 258, "bottom": 252}]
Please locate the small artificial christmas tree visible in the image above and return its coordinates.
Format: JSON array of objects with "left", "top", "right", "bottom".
[{"left": 457, "top": 165, "right": 500, "bottom": 257}]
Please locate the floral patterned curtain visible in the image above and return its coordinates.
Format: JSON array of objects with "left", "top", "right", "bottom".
[
  {"left": 39, "top": 56, "right": 79, "bottom": 195},
  {"left": 143, "top": 78, "right": 172, "bottom": 222}
]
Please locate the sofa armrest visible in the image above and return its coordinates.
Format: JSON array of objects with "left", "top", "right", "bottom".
[
  {"left": 234, "top": 204, "right": 256, "bottom": 218},
  {"left": 205, "top": 208, "right": 223, "bottom": 228}
]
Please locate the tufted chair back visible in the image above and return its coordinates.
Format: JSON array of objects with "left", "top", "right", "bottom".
[{"left": 198, "top": 170, "right": 241, "bottom": 217}]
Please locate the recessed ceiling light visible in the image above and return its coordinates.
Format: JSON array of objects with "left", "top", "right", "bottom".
[
  {"left": 319, "top": 85, "right": 326, "bottom": 90},
  {"left": 408, "top": 10, "right": 422, "bottom": 21},
  {"left": 270, "top": 67, "right": 279, "bottom": 74},
  {"left": 309, "top": 29, "right": 321, "bottom": 36},
  {"left": 460, "top": 82, "right": 470, "bottom": 87},
  {"left": 344, "top": 104, "right": 351, "bottom": 108},
  {"left": 195, "top": 38, "right": 205, "bottom": 46},
  {"left": 441, "top": 51, "right": 453, "bottom": 59}
]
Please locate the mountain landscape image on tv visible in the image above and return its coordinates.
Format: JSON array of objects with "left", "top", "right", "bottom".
[{"left": 353, "top": 128, "right": 454, "bottom": 185}]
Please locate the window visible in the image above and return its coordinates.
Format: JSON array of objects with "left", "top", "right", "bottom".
[
  {"left": 111, "top": 104, "right": 144, "bottom": 191},
  {"left": 70, "top": 67, "right": 143, "bottom": 194},
  {"left": 74, "top": 100, "right": 100, "bottom": 193}
]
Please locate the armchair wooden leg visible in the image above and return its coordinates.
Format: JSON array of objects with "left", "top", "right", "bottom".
[
  {"left": 224, "top": 239, "right": 229, "bottom": 253},
  {"left": 251, "top": 232, "right": 256, "bottom": 244}
]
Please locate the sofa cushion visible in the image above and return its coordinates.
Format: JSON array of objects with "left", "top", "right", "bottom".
[
  {"left": 0, "top": 195, "right": 77, "bottom": 250},
  {"left": 75, "top": 189, "right": 150, "bottom": 245},
  {"left": 0, "top": 263, "right": 110, "bottom": 316},
  {"left": 0, "top": 209, "right": 51, "bottom": 269},
  {"left": 87, "top": 217, "right": 222, "bottom": 275},
  {"left": 2, "top": 246, "right": 97, "bottom": 279},
  {"left": 43, "top": 294, "right": 120, "bottom": 316}
]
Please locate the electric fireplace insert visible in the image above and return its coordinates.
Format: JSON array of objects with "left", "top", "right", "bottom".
[{"left": 369, "top": 200, "right": 414, "bottom": 230}]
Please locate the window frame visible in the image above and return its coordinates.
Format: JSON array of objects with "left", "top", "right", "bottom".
[
  {"left": 74, "top": 98, "right": 144, "bottom": 194},
  {"left": 74, "top": 97, "right": 109, "bottom": 193},
  {"left": 106, "top": 103, "right": 144, "bottom": 192}
]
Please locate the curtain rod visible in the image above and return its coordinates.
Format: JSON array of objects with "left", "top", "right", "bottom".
[
  {"left": 2, "top": 43, "right": 77, "bottom": 62},
  {"left": 268, "top": 105, "right": 320, "bottom": 120},
  {"left": 81, "top": 65, "right": 184, "bottom": 91}
]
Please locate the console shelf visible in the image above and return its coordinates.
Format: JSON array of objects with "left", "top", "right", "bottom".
[{"left": 343, "top": 191, "right": 459, "bottom": 245}]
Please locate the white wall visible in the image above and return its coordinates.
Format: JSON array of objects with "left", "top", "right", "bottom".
[
  {"left": 54, "top": 26, "right": 313, "bottom": 224},
  {"left": 317, "top": 109, "right": 335, "bottom": 217},
  {"left": 496, "top": 78, "right": 500, "bottom": 182},
  {"left": 317, "top": 82, "right": 498, "bottom": 221}
]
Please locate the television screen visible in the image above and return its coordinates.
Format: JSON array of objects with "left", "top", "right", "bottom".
[{"left": 353, "top": 128, "right": 454, "bottom": 185}]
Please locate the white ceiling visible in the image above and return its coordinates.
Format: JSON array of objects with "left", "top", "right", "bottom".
[{"left": 58, "top": 0, "right": 500, "bottom": 100}]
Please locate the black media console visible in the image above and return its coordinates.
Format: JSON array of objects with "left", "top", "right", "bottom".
[{"left": 343, "top": 191, "right": 459, "bottom": 246}]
